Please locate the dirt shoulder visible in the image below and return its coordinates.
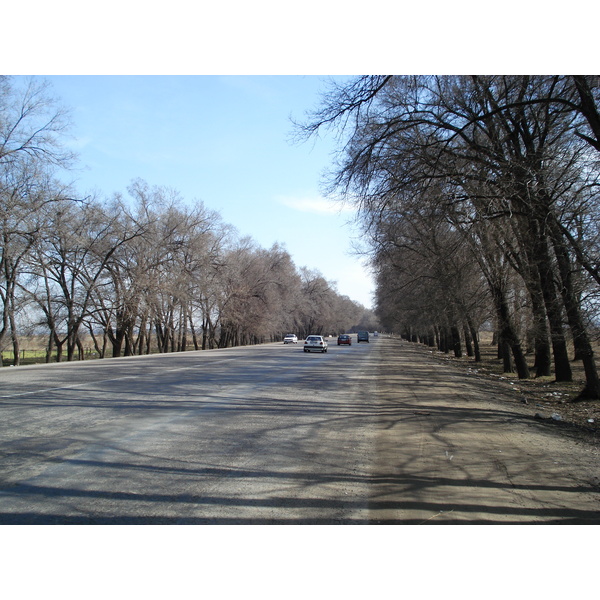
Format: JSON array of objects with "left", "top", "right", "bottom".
[
  {"left": 408, "top": 336, "right": 600, "bottom": 448},
  {"left": 369, "top": 336, "right": 600, "bottom": 523}
]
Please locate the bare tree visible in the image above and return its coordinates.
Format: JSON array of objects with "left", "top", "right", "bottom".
[
  {"left": 0, "top": 76, "right": 75, "bottom": 365},
  {"left": 299, "top": 75, "right": 600, "bottom": 397}
]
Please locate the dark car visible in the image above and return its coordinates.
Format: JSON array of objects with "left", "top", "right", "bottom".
[
  {"left": 357, "top": 331, "right": 369, "bottom": 343},
  {"left": 337, "top": 334, "right": 352, "bottom": 346}
]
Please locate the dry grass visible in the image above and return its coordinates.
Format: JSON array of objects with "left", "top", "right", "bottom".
[
  {"left": 1, "top": 335, "right": 201, "bottom": 366},
  {"left": 1, "top": 336, "right": 98, "bottom": 366}
]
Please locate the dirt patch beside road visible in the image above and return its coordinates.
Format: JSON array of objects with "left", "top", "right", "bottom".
[
  {"left": 416, "top": 335, "right": 600, "bottom": 446},
  {"left": 369, "top": 337, "right": 600, "bottom": 523}
]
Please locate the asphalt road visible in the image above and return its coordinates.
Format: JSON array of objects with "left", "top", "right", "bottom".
[{"left": 1, "top": 335, "right": 599, "bottom": 524}]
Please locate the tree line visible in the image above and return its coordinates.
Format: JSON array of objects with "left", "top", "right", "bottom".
[
  {"left": 299, "top": 75, "right": 600, "bottom": 400},
  {"left": 0, "top": 76, "right": 375, "bottom": 366}
]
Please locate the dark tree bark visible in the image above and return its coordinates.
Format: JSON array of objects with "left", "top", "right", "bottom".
[
  {"left": 547, "top": 212, "right": 600, "bottom": 399},
  {"left": 494, "top": 284, "right": 530, "bottom": 379}
]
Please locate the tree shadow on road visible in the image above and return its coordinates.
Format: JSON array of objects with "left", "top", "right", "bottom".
[{"left": 2, "top": 338, "right": 599, "bottom": 524}]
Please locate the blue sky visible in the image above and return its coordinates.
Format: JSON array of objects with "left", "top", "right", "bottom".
[{"left": 36, "top": 75, "right": 376, "bottom": 308}]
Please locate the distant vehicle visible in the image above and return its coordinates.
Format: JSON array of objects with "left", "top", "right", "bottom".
[
  {"left": 357, "top": 331, "right": 369, "bottom": 343},
  {"left": 304, "top": 335, "right": 328, "bottom": 353},
  {"left": 283, "top": 334, "right": 298, "bottom": 344},
  {"left": 337, "top": 334, "right": 352, "bottom": 346},
  {"left": 373, "top": 331, "right": 379, "bottom": 337}
]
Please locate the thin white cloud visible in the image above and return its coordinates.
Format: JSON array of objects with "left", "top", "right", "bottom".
[
  {"left": 67, "top": 135, "right": 93, "bottom": 150},
  {"left": 277, "top": 195, "right": 354, "bottom": 215}
]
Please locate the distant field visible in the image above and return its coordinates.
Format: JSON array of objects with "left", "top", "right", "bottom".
[
  {"left": 0, "top": 336, "right": 199, "bottom": 367},
  {"left": 1, "top": 335, "right": 104, "bottom": 366},
  {"left": 1, "top": 347, "right": 99, "bottom": 367}
]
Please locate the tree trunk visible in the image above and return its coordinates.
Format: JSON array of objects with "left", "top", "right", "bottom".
[
  {"left": 46, "top": 332, "right": 54, "bottom": 363},
  {"left": 494, "top": 285, "right": 530, "bottom": 378},
  {"left": 527, "top": 278, "right": 552, "bottom": 378},
  {"left": 500, "top": 337, "right": 514, "bottom": 373},
  {"left": 189, "top": 314, "right": 200, "bottom": 350},
  {"left": 451, "top": 325, "right": 462, "bottom": 358},
  {"left": 548, "top": 213, "right": 600, "bottom": 400},
  {"left": 533, "top": 231, "right": 572, "bottom": 382},
  {"left": 463, "top": 324, "right": 474, "bottom": 357},
  {"left": 467, "top": 319, "right": 481, "bottom": 362},
  {"left": 111, "top": 326, "right": 124, "bottom": 358},
  {"left": 10, "top": 313, "right": 20, "bottom": 366},
  {"left": 54, "top": 335, "right": 64, "bottom": 363},
  {"left": 76, "top": 337, "right": 85, "bottom": 360}
]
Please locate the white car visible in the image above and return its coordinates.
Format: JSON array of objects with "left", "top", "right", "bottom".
[
  {"left": 283, "top": 334, "right": 298, "bottom": 344},
  {"left": 304, "top": 335, "right": 328, "bottom": 353}
]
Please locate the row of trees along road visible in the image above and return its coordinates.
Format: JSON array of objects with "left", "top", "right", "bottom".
[
  {"left": 299, "top": 75, "right": 600, "bottom": 400},
  {"left": 0, "top": 76, "right": 377, "bottom": 366}
]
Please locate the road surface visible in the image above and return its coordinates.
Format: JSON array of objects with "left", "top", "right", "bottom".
[{"left": 1, "top": 335, "right": 599, "bottom": 523}]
